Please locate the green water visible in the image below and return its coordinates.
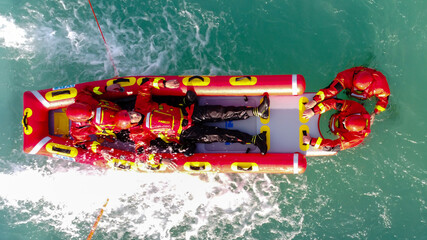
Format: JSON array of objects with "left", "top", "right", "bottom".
[{"left": 0, "top": 0, "right": 426, "bottom": 239}]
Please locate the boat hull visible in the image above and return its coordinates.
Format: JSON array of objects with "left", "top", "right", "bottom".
[{"left": 22, "top": 75, "right": 311, "bottom": 174}]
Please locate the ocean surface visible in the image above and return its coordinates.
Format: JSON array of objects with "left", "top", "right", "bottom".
[{"left": 1, "top": 0, "right": 426, "bottom": 239}]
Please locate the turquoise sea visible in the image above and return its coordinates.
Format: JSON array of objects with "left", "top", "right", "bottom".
[{"left": 1, "top": 0, "right": 426, "bottom": 239}]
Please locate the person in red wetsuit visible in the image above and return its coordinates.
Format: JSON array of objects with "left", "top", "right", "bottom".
[
  {"left": 66, "top": 83, "right": 128, "bottom": 145},
  {"left": 302, "top": 99, "right": 371, "bottom": 151},
  {"left": 123, "top": 78, "right": 269, "bottom": 164},
  {"left": 305, "top": 67, "right": 390, "bottom": 125}
]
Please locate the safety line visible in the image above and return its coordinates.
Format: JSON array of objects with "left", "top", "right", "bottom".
[
  {"left": 88, "top": 0, "right": 119, "bottom": 77},
  {"left": 86, "top": 198, "right": 109, "bottom": 240}
]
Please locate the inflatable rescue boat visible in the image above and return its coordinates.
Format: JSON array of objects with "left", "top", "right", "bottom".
[{"left": 22, "top": 75, "right": 334, "bottom": 174}]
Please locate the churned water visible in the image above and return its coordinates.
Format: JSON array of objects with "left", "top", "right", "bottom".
[{"left": 0, "top": 0, "right": 426, "bottom": 239}]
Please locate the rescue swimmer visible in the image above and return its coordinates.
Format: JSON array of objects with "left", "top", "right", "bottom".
[
  {"left": 302, "top": 99, "right": 371, "bottom": 151},
  {"left": 305, "top": 67, "right": 390, "bottom": 125}
]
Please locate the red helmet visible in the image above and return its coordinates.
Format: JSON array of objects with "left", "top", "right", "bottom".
[
  {"left": 66, "top": 103, "right": 93, "bottom": 122},
  {"left": 353, "top": 71, "right": 373, "bottom": 90},
  {"left": 344, "top": 115, "right": 368, "bottom": 132},
  {"left": 115, "top": 110, "right": 131, "bottom": 130}
]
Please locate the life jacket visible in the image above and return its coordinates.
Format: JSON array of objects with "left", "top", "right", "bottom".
[
  {"left": 91, "top": 100, "right": 122, "bottom": 137},
  {"left": 142, "top": 104, "right": 193, "bottom": 143}
]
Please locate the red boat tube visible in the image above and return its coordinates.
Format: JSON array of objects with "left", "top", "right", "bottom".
[{"left": 22, "top": 75, "right": 307, "bottom": 174}]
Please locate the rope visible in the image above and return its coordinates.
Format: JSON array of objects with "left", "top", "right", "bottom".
[
  {"left": 88, "top": 0, "right": 119, "bottom": 77},
  {"left": 86, "top": 198, "right": 109, "bottom": 240}
]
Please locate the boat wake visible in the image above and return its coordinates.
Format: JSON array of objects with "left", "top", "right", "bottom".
[{"left": 0, "top": 159, "right": 307, "bottom": 239}]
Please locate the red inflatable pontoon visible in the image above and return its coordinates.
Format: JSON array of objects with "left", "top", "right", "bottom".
[{"left": 22, "top": 75, "right": 308, "bottom": 174}]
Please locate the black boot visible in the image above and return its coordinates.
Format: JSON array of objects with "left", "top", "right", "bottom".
[
  {"left": 183, "top": 90, "right": 197, "bottom": 107},
  {"left": 252, "top": 95, "right": 270, "bottom": 119},
  {"left": 252, "top": 131, "right": 268, "bottom": 155},
  {"left": 178, "top": 143, "right": 196, "bottom": 157}
]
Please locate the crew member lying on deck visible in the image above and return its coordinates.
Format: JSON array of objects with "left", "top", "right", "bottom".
[{"left": 115, "top": 77, "right": 270, "bottom": 165}]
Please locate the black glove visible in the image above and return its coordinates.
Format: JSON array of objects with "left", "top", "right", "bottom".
[
  {"left": 74, "top": 143, "right": 87, "bottom": 150},
  {"left": 136, "top": 146, "right": 145, "bottom": 155},
  {"left": 176, "top": 143, "right": 196, "bottom": 156},
  {"left": 149, "top": 138, "right": 176, "bottom": 154},
  {"left": 323, "top": 145, "right": 341, "bottom": 152},
  {"left": 116, "top": 130, "right": 131, "bottom": 142}
]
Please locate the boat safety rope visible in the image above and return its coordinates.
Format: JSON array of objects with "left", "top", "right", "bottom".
[
  {"left": 87, "top": 0, "right": 119, "bottom": 77},
  {"left": 87, "top": 198, "right": 110, "bottom": 240}
]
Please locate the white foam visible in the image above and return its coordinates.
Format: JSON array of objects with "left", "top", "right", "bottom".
[
  {"left": 0, "top": 15, "right": 33, "bottom": 51},
  {"left": 0, "top": 162, "right": 303, "bottom": 239}
]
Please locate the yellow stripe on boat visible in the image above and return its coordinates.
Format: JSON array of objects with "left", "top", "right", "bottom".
[
  {"left": 45, "top": 88, "right": 77, "bottom": 101},
  {"left": 46, "top": 143, "right": 78, "bottom": 158},
  {"left": 231, "top": 162, "right": 259, "bottom": 172},
  {"left": 108, "top": 77, "right": 136, "bottom": 87},
  {"left": 299, "top": 96, "right": 309, "bottom": 124},
  {"left": 299, "top": 125, "right": 309, "bottom": 151},
  {"left": 229, "top": 76, "right": 257, "bottom": 86},
  {"left": 182, "top": 76, "right": 210, "bottom": 86},
  {"left": 184, "top": 162, "right": 212, "bottom": 171}
]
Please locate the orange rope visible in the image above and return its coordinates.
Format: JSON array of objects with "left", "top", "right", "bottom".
[
  {"left": 88, "top": 0, "right": 119, "bottom": 77},
  {"left": 87, "top": 198, "right": 109, "bottom": 240}
]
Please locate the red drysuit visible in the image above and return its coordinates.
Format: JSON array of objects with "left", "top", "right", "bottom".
[
  {"left": 312, "top": 67, "right": 390, "bottom": 114},
  {"left": 309, "top": 99, "right": 371, "bottom": 151}
]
